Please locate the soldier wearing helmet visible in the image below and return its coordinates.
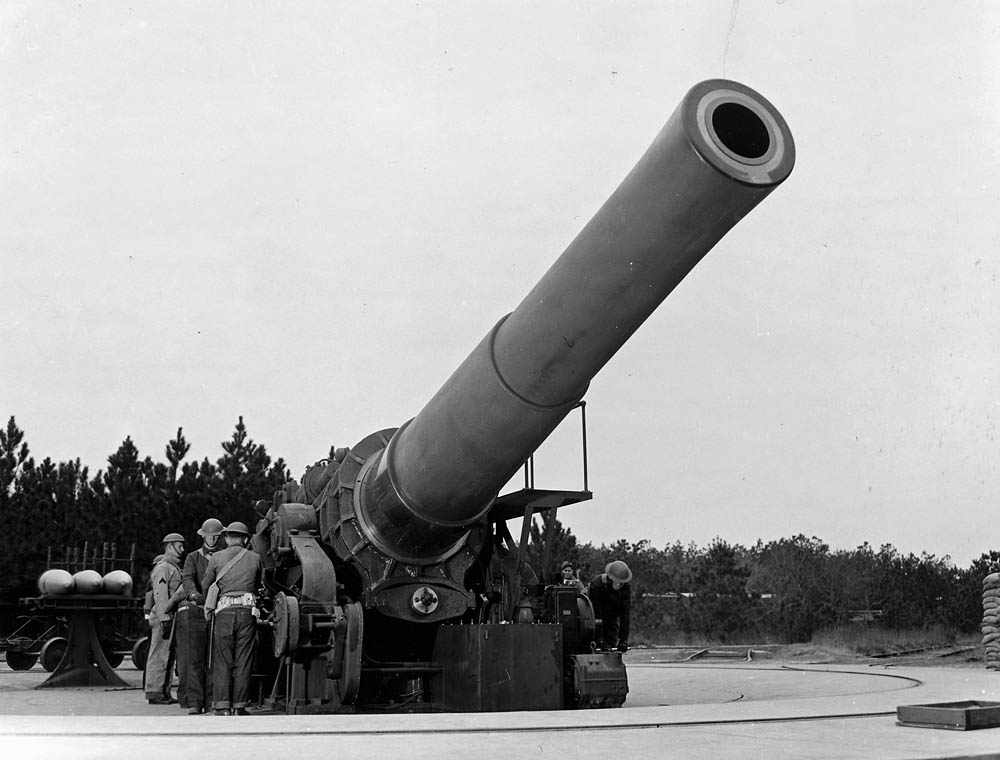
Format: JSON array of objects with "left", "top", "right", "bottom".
[
  {"left": 587, "top": 560, "right": 633, "bottom": 653},
  {"left": 144, "top": 532, "right": 187, "bottom": 705},
  {"left": 175, "top": 517, "right": 224, "bottom": 714},
  {"left": 202, "top": 521, "right": 264, "bottom": 716}
]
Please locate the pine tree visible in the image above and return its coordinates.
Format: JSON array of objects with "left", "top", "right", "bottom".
[
  {"left": 526, "top": 511, "right": 580, "bottom": 584},
  {"left": 100, "top": 437, "right": 156, "bottom": 559},
  {"left": 165, "top": 427, "right": 190, "bottom": 484},
  {"left": 213, "top": 416, "right": 288, "bottom": 525},
  {"left": 0, "top": 416, "right": 29, "bottom": 504},
  {"left": 0, "top": 418, "right": 36, "bottom": 596}
]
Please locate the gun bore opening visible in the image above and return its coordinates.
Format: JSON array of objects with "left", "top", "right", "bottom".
[{"left": 711, "top": 101, "right": 770, "bottom": 160}]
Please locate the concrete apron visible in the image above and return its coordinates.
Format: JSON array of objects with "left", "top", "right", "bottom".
[{"left": 1, "top": 659, "right": 999, "bottom": 759}]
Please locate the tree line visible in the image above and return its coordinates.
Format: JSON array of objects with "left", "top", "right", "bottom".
[
  {"left": 530, "top": 521, "right": 999, "bottom": 643},
  {"left": 0, "top": 415, "right": 289, "bottom": 604},
  {"left": 2, "top": 415, "right": 995, "bottom": 643}
]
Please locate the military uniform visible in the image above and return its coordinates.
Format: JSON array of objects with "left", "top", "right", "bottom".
[
  {"left": 204, "top": 542, "right": 263, "bottom": 713},
  {"left": 588, "top": 574, "right": 632, "bottom": 650},
  {"left": 176, "top": 545, "right": 214, "bottom": 711},
  {"left": 144, "top": 554, "right": 185, "bottom": 702}
]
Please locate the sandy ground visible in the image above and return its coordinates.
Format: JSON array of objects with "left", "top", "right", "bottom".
[
  {"left": 3, "top": 647, "right": 1000, "bottom": 760},
  {"left": 0, "top": 642, "right": 988, "bottom": 716}
]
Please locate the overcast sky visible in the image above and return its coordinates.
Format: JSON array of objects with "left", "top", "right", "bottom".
[{"left": 2, "top": 2, "right": 998, "bottom": 566}]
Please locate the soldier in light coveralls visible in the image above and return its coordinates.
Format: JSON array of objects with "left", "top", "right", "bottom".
[{"left": 144, "top": 533, "right": 186, "bottom": 704}]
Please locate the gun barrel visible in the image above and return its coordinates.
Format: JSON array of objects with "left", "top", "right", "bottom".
[{"left": 358, "top": 79, "right": 795, "bottom": 558}]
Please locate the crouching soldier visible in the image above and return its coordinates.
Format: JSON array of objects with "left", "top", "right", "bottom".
[
  {"left": 203, "top": 521, "right": 263, "bottom": 716},
  {"left": 588, "top": 560, "right": 633, "bottom": 653},
  {"left": 175, "top": 517, "right": 224, "bottom": 714}
]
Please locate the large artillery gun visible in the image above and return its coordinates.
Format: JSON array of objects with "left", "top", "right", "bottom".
[{"left": 253, "top": 79, "right": 795, "bottom": 713}]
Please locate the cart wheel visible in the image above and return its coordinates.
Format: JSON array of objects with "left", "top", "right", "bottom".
[
  {"left": 131, "top": 636, "right": 149, "bottom": 670},
  {"left": 39, "top": 637, "right": 68, "bottom": 672},
  {"left": 5, "top": 650, "right": 38, "bottom": 671},
  {"left": 103, "top": 648, "right": 125, "bottom": 668}
]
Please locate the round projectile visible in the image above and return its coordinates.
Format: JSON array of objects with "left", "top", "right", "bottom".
[
  {"left": 37, "top": 569, "right": 75, "bottom": 596},
  {"left": 104, "top": 570, "right": 132, "bottom": 596},
  {"left": 102, "top": 569, "right": 133, "bottom": 596},
  {"left": 72, "top": 569, "right": 104, "bottom": 594}
]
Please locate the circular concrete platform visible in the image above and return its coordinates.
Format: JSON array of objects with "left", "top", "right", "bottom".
[
  {"left": 626, "top": 661, "right": 920, "bottom": 707},
  {"left": 1, "top": 654, "right": 998, "bottom": 760},
  {"left": 0, "top": 654, "right": 918, "bottom": 716}
]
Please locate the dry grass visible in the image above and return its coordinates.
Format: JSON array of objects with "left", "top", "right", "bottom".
[
  {"left": 637, "top": 631, "right": 780, "bottom": 648},
  {"left": 638, "top": 624, "right": 983, "bottom": 667},
  {"left": 809, "top": 623, "right": 977, "bottom": 656}
]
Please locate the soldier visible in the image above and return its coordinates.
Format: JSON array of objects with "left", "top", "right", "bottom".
[
  {"left": 203, "top": 521, "right": 263, "bottom": 716},
  {"left": 175, "top": 517, "right": 224, "bottom": 715},
  {"left": 559, "top": 560, "right": 586, "bottom": 593},
  {"left": 588, "top": 560, "right": 632, "bottom": 653},
  {"left": 144, "top": 533, "right": 186, "bottom": 704}
]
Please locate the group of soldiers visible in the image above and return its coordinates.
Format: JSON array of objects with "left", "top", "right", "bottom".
[
  {"left": 143, "top": 518, "right": 263, "bottom": 715},
  {"left": 140, "top": 522, "right": 631, "bottom": 714}
]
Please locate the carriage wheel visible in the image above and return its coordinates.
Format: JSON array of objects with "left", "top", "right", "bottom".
[
  {"left": 338, "top": 602, "right": 363, "bottom": 704},
  {"left": 103, "top": 647, "right": 125, "bottom": 668},
  {"left": 271, "top": 593, "right": 300, "bottom": 658},
  {"left": 5, "top": 650, "right": 38, "bottom": 670},
  {"left": 131, "top": 636, "right": 149, "bottom": 670},
  {"left": 39, "top": 637, "right": 68, "bottom": 672}
]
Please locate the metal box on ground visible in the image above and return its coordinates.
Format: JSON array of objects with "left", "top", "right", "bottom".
[
  {"left": 431, "top": 624, "right": 563, "bottom": 711},
  {"left": 568, "top": 652, "right": 628, "bottom": 708},
  {"left": 897, "top": 701, "right": 1000, "bottom": 730}
]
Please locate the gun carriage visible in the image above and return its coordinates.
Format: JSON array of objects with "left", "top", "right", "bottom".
[{"left": 5, "top": 543, "right": 147, "bottom": 685}]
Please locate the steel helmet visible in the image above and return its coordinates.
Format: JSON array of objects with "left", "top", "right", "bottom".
[
  {"left": 223, "top": 521, "right": 250, "bottom": 536},
  {"left": 605, "top": 560, "right": 632, "bottom": 584},
  {"left": 161, "top": 532, "right": 185, "bottom": 545},
  {"left": 197, "top": 518, "right": 225, "bottom": 537}
]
